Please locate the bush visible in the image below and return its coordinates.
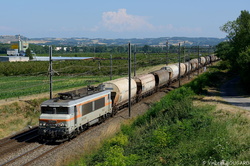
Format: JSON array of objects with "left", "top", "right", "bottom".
[
  {"left": 185, "top": 68, "right": 224, "bottom": 94},
  {"left": 237, "top": 47, "right": 250, "bottom": 92}
]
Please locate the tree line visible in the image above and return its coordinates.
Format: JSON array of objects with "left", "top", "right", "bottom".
[
  {"left": 0, "top": 42, "right": 214, "bottom": 56},
  {"left": 28, "top": 44, "right": 176, "bottom": 54}
]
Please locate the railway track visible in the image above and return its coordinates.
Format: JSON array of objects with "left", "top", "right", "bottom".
[
  {"left": 0, "top": 130, "right": 66, "bottom": 166},
  {"left": 0, "top": 127, "right": 39, "bottom": 157},
  {"left": 0, "top": 135, "right": 39, "bottom": 157},
  {"left": 0, "top": 121, "right": 102, "bottom": 166},
  {"left": 1, "top": 141, "right": 64, "bottom": 166},
  {"left": 0, "top": 127, "right": 38, "bottom": 145}
]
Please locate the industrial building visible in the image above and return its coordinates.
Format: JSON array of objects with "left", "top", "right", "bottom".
[
  {"left": 7, "top": 35, "right": 29, "bottom": 56},
  {"left": 0, "top": 35, "right": 30, "bottom": 62}
]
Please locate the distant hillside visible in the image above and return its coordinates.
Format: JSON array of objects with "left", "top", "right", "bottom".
[
  {"left": 0, "top": 35, "right": 28, "bottom": 43},
  {"left": 0, "top": 35, "right": 226, "bottom": 46}
]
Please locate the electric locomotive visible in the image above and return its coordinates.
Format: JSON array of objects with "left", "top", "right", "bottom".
[{"left": 38, "top": 87, "right": 112, "bottom": 141}]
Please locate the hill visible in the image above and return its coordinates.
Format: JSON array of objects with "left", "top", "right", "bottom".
[{"left": 0, "top": 35, "right": 226, "bottom": 46}]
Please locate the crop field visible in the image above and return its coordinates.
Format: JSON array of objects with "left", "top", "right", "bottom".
[
  {"left": 0, "top": 53, "right": 166, "bottom": 99},
  {"left": 0, "top": 75, "right": 116, "bottom": 99},
  {"left": 0, "top": 51, "right": 210, "bottom": 100}
]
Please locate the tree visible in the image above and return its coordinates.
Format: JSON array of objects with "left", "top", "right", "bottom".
[
  {"left": 219, "top": 10, "right": 250, "bottom": 90},
  {"left": 215, "top": 41, "right": 233, "bottom": 60},
  {"left": 218, "top": 10, "right": 250, "bottom": 68},
  {"left": 25, "top": 48, "right": 33, "bottom": 60},
  {"left": 237, "top": 47, "right": 250, "bottom": 91},
  {"left": 220, "top": 10, "right": 250, "bottom": 66},
  {"left": 224, "top": 10, "right": 250, "bottom": 51},
  {"left": 0, "top": 44, "right": 10, "bottom": 54},
  {"left": 142, "top": 45, "right": 150, "bottom": 53}
]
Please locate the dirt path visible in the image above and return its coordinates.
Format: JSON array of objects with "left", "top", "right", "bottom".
[{"left": 220, "top": 76, "right": 250, "bottom": 111}]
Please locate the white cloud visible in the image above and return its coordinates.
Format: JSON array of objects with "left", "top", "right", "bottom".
[
  {"left": 101, "top": 9, "right": 202, "bottom": 36},
  {"left": 102, "top": 9, "right": 154, "bottom": 32},
  {"left": 43, "top": 9, "right": 203, "bottom": 38}
]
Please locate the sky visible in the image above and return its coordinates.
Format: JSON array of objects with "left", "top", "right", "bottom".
[{"left": 0, "top": 0, "right": 249, "bottom": 39}]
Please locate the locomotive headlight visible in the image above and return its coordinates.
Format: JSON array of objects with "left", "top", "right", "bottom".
[
  {"left": 56, "top": 123, "right": 65, "bottom": 127},
  {"left": 39, "top": 122, "right": 46, "bottom": 126},
  {"left": 61, "top": 123, "right": 68, "bottom": 127}
]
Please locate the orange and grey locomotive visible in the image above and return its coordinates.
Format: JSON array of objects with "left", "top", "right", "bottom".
[{"left": 38, "top": 89, "right": 112, "bottom": 141}]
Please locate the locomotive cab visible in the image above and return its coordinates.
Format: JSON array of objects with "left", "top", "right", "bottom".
[{"left": 38, "top": 105, "right": 74, "bottom": 140}]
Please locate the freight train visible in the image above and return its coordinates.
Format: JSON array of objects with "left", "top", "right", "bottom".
[{"left": 38, "top": 55, "right": 218, "bottom": 141}]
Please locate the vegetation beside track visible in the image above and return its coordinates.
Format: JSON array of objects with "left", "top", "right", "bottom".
[
  {"left": 68, "top": 62, "right": 250, "bottom": 166},
  {"left": 0, "top": 98, "right": 45, "bottom": 138}
]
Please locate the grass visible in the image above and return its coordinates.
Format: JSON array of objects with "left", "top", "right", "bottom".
[
  {"left": 71, "top": 87, "right": 250, "bottom": 166},
  {"left": 0, "top": 98, "right": 45, "bottom": 138},
  {"left": 68, "top": 62, "right": 250, "bottom": 166}
]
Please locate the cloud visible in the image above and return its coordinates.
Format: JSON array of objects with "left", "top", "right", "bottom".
[
  {"left": 102, "top": 9, "right": 154, "bottom": 32},
  {"left": 42, "top": 9, "right": 203, "bottom": 38},
  {"left": 101, "top": 9, "right": 202, "bottom": 36}
]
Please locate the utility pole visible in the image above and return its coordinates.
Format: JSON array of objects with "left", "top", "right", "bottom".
[
  {"left": 134, "top": 45, "right": 136, "bottom": 77},
  {"left": 149, "top": 53, "right": 151, "bottom": 66},
  {"left": 110, "top": 54, "right": 112, "bottom": 80},
  {"left": 183, "top": 41, "right": 185, "bottom": 62},
  {"left": 98, "top": 61, "right": 101, "bottom": 70},
  {"left": 166, "top": 41, "right": 168, "bottom": 65},
  {"left": 49, "top": 46, "right": 53, "bottom": 99},
  {"left": 178, "top": 43, "right": 181, "bottom": 87},
  {"left": 188, "top": 48, "right": 190, "bottom": 80},
  {"left": 128, "top": 43, "right": 131, "bottom": 118},
  {"left": 197, "top": 46, "right": 200, "bottom": 75}
]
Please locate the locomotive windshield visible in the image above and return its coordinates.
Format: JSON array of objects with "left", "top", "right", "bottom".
[{"left": 41, "top": 107, "right": 69, "bottom": 114}]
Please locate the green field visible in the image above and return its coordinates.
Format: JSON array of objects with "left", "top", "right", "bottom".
[
  {"left": 0, "top": 52, "right": 167, "bottom": 99},
  {"left": 0, "top": 75, "right": 117, "bottom": 99},
  {"left": 0, "top": 51, "right": 209, "bottom": 100}
]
